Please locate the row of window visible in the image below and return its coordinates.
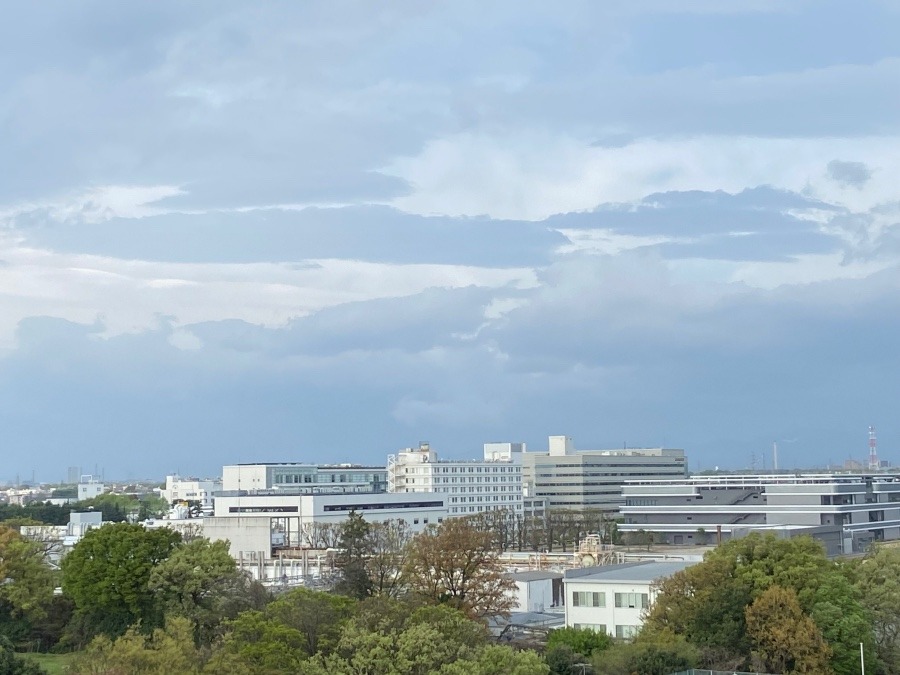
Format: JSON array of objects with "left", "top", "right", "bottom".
[
  {"left": 449, "top": 495, "right": 518, "bottom": 503},
  {"left": 403, "top": 466, "right": 521, "bottom": 474},
  {"left": 572, "top": 624, "right": 640, "bottom": 639},
  {"left": 450, "top": 505, "right": 523, "bottom": 514},
  {"left": 404, "top": 478, "right": 519, "bottom": 486},
  {"left": 274, "top": 473, "right": 384, "bottom": 484},
  {"left": 571, "top": 591, "right": 649, "bottom": 609}
]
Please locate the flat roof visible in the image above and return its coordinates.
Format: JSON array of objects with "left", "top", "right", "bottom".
[
  {"left": 228, "top": 463, "right": 386, "bottom": 469},
  {"left": 564, "top": 560, "right": 695, "bottom": 584},
  {"left": 507, "top": 570, "right": 564, "bottom": 582}
]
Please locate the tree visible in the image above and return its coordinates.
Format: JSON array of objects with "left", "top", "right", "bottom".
[
  {"left": 0, "top": 526, "right": 56, "bottom": 625},
  {"left": 322, "top": 601, "right": 546, "bottom": 675},
  {"left": 853, "top": 546, "right": 900, "bottom": 672},
  {"left": 404, "top": 518, "right": 515, "bottom": 620},
  {"left": 593, "top": 633, "right": 699, "bottom": 675},
  {"left": 546, "top": 626, "right": 611, "bottom": 660},
  {"left": 334, "top": 512, "right": 372, "bottom": 599},
  {"left": 266, "top": 588, "right": 353, "bottom": 657},
  {"left": 204, "top": 610, "right": 308, "bottom": 674},
  {"left": 365, "top": 520, "right": 412, "bottom": 597},
  {"left": 67, "top": 616, "right": 202, "bottom": 675},
  {"left": 61, "top": 523, "right": 181, "bottom": 640},
  {"left": 0, "top": 635, "right": 45, "bottom": 675},
  {"left": 745, "top": 585, "right": 833, "bottom": 674},
  {"left": 643, "top": 533, "right": 873, "bottom": 673},
  {"left": 148, "top": 538, "right": 267, "bottom": 646},
  {"left": 545, "top": 644, "right": 591, "bottom": 675}
]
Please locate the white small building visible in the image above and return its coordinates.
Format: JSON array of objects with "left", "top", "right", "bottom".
[
  {"left": 21, "top": 511, "right": 105, "bottom": 565},
  {"left": 506, "top": 570, "right": 563, "bottom": 613},
  {"left": 162, "top": 475, "right": 222, "bottom": 513},
  {"left": 387, "top": 441, "right": 526, "bottom": 516},
  {"left": 77, "top": 476, "right": 105, "bottom": 501},
  {"left": 563, "top": 560, "right": 695, "bottom": 639}
]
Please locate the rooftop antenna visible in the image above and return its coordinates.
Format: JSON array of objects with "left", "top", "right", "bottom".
[
  {"left": 869, "top": 426, "right": 879, "bottom": 470},
  {"left": 773, "top": 441, "right": 779, "bottom": 472}
]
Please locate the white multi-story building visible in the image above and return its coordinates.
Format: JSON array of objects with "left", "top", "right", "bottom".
[
  {"left": 162, "top": 475, "right": 222, "bottom": 513},
  {"left": 523, "top": 436, "right": 687, "bottom": 512},
  {"left": 564, "top": 561, "right": 695, "bottom": 638},
  {"left": 387, "top": 442, "right": 526, "bottom": 516}
]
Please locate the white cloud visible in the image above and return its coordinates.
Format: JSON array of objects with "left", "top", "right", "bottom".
[
  {"left": 383, "top": 133, "right": 900, "bottom": 221},
  {"left": 0, "top": 242, "right": 538, "bottom": 349}
]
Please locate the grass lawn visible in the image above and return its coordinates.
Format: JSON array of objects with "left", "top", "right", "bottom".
[{"left": 23, "top": 652, "right": 78, "bottom": 674}]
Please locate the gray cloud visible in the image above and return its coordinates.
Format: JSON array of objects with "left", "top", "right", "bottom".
[{"left": 827, "top": 160, "right": 873, "bottom": 188}]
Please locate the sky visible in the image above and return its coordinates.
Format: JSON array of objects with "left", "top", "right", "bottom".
[{"left": 2, "top": 1, "right": 900, "bottom": 481}]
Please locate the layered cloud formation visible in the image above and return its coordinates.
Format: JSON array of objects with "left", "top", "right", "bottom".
[{"left": 2, "top": 1, "right": 899, "bottom": 479}]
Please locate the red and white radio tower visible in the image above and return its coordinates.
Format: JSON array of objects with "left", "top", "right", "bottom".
[{"left": 869, "top": 426, "right": 879, "bottom": 470}]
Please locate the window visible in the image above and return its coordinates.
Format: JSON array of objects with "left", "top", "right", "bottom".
[
  {"left": 614, "top": 593, "right": 649, "bottom": 609},
  {"left": 573, "top": 623, "right": 606, "bottom": 633},
  {"left": 615, "top": 625, "right": 639, "bottom": 639},
  {"left": 572, "top": 591, "right": 605, "bottom": 607}
]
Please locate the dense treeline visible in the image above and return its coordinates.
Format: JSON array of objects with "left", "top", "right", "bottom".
[
  {"left": 0, "top": 515, "right": 544, "bottom": 674},
  {"left": 0, "top": 493, "right": 169, "bottom": 526},
  {"left": 6, "top": 507, "right": 900, "bottom": 675}
]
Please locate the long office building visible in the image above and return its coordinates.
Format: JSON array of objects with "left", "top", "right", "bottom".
[
  {"left": 221, "top": 463, "right": 388, "bottom": 494},
  {"left": 523, "top": 436, "right": 687, "bottom": 512},
  {"left": 620, "top": 473, "right": 900, "bottom": 553}
]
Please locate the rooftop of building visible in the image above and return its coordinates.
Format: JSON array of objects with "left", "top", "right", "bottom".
[
  {"left": 564, "top": 560, "right": 696, "bottom": 584},
  {"left": 228, "top": 463, "right": 386, "bottom": 469},
  {"left": 624, "top": 472, "right": 900, "bottom": 487},
  {"left": 506, "top": 570, "right": 564, "bottom": 582}
]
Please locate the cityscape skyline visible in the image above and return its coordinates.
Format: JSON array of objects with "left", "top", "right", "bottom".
[{"left": 2, "top": 2, "right": 899, "bottom": 479}]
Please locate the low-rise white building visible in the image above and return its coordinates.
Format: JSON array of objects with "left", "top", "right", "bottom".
[
  {"left": 387, "top": 441, "right": 526, "bottom": 516},
  {"left": 162, "top": 475, "right": 222, "bottom": 513},
  {"left": 563, "top": 560, "right": 695, "bottom": 639},
  {"left": 506, "top": 570, "right": 563, "bottom": 613},
  {"left": 221, "top": 464, "right": 387, "bottom": 493},
  {"left": 207, "top": 491, "right": 449, "bottom": 561},
  {"left": 77, "top": 476, "right": 105, "bottom": 501},
  {"left": 21, "top": 511, "right": 105, "bottom": 565}
]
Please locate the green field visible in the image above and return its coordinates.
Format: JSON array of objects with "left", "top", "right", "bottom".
[{"left": 23, "top": 652, "right": 78, "bottom": 675}]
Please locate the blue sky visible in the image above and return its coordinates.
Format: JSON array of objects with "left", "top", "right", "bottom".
[{"left": 2, "top": 1, "right": 899, "bottom": 481}]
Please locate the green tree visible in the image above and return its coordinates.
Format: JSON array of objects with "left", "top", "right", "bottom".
[
  {"left": 404, "top": 518, "right": 515, "bottom": 620},
  {"left": 0, "top": 526, "right": 56, "bottom": 625},
  {"left": 853, "top": 546, "right": 900, "bottom": 672},
  {"left": 546, "top": 626, "right": 611, "bottom": 659},
  {"left": 593, "top": 634, "right": 699, "bottom": 675},
  {"left": 545, "top": 644, "right": 592, "bottom": 675},
  {"left": 745, "top": 585, "right": 833, "bottom": 674},
  {"left": 323, "top": 602, "right": 545, "bottom": 675},
  {"left": 334, "top": 511, "right": 372, "bottom": 599},
  {"left": 67, "top": 615, "right": 202, "bottom": 675},
  {"left": 644, "top": 533, "right": 873, "bottom": 674},
  {"left": 148, "top": 538, "right": 267, "bottom": 646},
  {"left": 61, "top": 522, "right": 181, "bottom": 641},
  {"left": 204, "top": 610, "right": 308, "bottom": 674},
  {"left": 0, "top": 635, "right": 45, "bottom": 675},
  {"left": 266, "top": 588, "right": 353, "bottom": 657}
]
